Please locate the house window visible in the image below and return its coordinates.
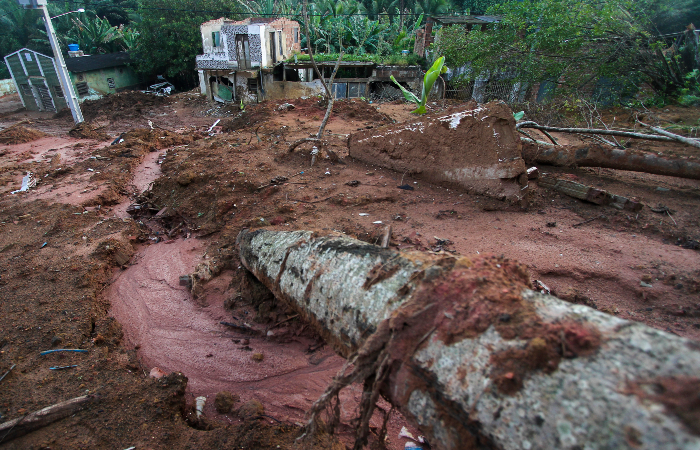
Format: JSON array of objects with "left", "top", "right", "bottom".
[
  {"left": 77, "top": 74, "right": 84, "bottom": 81},
  {"left": 53, "top": 85, "right": 64, "bottom": 98},
  {"left": 247, "top": 78, "right": 258, "bottom": 93},
  {"left": 278, "top": 31, "right": 283, "bottom": 55},
  {"left": 294, "top": 28, "right": 299, "bottom": 43},
  {"left": 76, "top": 82, "right": 89, "bottom": 97},
  {"left": 212, "top": 31, "right": 221, "bottom": 47},
  {"left": 107, "top": 77, "right": 116, "bottom": 89},
  {"left": 25, "top": 53, "right": 32, "bottom": 61}
]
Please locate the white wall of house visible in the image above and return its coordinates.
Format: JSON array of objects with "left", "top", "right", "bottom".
[{"left": 198, "top": 70, "right": 207, "bottom": 95}]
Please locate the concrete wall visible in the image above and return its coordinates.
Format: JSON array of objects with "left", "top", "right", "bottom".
[
  {"left": 0, "top": 79, "right": 17, "bottom": 96},
  {"left": 263, "top": 78, "right": 325, "bottom": 101},
  {"left": 70, "top": 65, "right": 140, "bottom": 96}
]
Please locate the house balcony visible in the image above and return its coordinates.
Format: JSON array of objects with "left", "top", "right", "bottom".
[{"left": 196, "top": 53, "right": 237, "bottom": 71}]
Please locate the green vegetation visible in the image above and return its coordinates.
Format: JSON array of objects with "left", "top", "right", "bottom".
[
  {"left": 435, "top": 0, "right": 700, "bottom": 102},
  {"left": 288, "top": 52, "right": 425, "bottom": 66},
  {"left": 390, "top": 55, "right": 446, "bottom": 113},
  {"left": 0, "top": 0, "right": 697, "bottom": 101}
]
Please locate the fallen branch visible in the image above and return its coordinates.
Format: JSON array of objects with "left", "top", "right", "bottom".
[
  {"left": 238, "top": 229, "right": 700, "bottom": 450},
  {"left": 0, "top": 395, "right": 96, "bottom": 443},
  {"left": 523, "top": 144, "right": 700, "bottom": 180},
  {"left": 288, "top": 137, "right": 320, "bottom": 153},
  {"left": 517, "top": 120, "right": 699, "bottom": 144},
  {"left": 572, "top": 214, "right": 606, "bottom": 228},
  {"left": 638, "top": 121, "right": 700, "bottom": 149}
]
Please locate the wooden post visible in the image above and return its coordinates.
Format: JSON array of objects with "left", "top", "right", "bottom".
[{"left": 238, "top": 229, "right": 700, "bottom": 450}]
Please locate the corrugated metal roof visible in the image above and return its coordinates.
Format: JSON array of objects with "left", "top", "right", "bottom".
[{"left": 65, "top": 52, "right": 131, "bottom": 73}]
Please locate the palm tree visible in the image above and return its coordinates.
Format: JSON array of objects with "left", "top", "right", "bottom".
[{"left": 415, "top": 0, "right": 449, "bottom": 16}]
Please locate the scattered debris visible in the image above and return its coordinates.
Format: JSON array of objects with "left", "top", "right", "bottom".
[
  {"left": 0, "top": 395, "right": 96, "bottom": 442},
  {"left": 397, "top": 184, "right": 414, "bottom": 190},
  {"left": 640, "top": 281, "right": 653, "bottom": 288},
  {"left": 220, "top": 321, "right": 260, "bottom": 334},
  {"left": 0, "top": 364, "right": 16, "bottom": 384},
  {"left": 346, "top": 180, "right": 361, "bottom": 187},
  {"left": 195, "top": 396, "right": 206, "bottom": 418},
  {"left": 149, "top": 367, "right": 167, "bottom": 379},
  {"left": 252, "top": 353, "right": 264, "bottom": 362},
  {"left": 572, "top": 214, "right": 606, "bottom": 228},
  {"left": 277, "top": 103, "right": 295, "bottom": 111},
  {"left": 39, "top": 349, "right": 88, "bottom": 355},
  {"left": 207, "top": 119, "right": 221, "bottom": 134},
  {"left": 526, "top": 166, "right": 539, "bottom": 180},
  {"left": 49, "top": 365, "right": 78, "bottom": 370},
  {"left": 534, "top": 280, "right": 551, "bottom": 294},
  {"left": 11, "top": 172, "right": 36, "bottom": 194}
]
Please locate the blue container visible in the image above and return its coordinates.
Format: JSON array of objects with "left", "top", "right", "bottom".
[
  {"left": 68, "top": 44, "right": 79, "bottom": 52},
  {"left": 401, "top": 50, "right": 410, "bottom": 56}
]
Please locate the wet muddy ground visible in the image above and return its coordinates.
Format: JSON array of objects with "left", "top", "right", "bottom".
[{"left": 0, "top": 90, "right": 699, "bottom": 449}]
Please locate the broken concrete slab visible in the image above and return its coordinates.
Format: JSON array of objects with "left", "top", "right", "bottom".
[{"left": 348, "top": 101, "right": 527, "bottom": 202}]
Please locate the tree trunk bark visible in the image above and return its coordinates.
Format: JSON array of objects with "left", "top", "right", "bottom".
[
  {"left": 523, "top": 143, "right": 700, "bottom": 180},
  {"left": 238, "top": 229, "right": 700, "bottom": 450}
]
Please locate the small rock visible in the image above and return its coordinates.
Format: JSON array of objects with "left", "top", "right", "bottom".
[
  {"left": 640, "top": 281, "right": 653, "bottom": 288},
  {"left": 238, "top": 399, "right": 264, "bottom": 418},
  {"left": 641, "top": 274, "right": 652, "bottom": 283},
  {"left": 252, "top": 353, "right": 264, "bottom": 362},
  {"left": 675, "top": 283, "right": 683, "bottom": 290},
  {"left": 546, "top": 222, "right": 556, "bottom": 228},
  {"left": 214, "top": 391, "right": 239, "bottom": 413},
  {"left": 51, "top": 336, "right": 62, "bottom": 347}
]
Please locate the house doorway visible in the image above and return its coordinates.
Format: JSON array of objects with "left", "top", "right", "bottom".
[
  {"left": 236, "top": 35, "right": 251, "bottom": 69},
  {"left": 269, "top": 32, "right": 277, "bottom": 64}
]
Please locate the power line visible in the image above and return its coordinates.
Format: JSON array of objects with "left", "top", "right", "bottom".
[{"left": 45, "top": 0, "right": 429, "bottom": 17}]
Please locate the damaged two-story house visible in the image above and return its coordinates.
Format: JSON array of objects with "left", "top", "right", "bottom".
[{"left": 196, "top": 17, "right": 301, "bottom": 103}]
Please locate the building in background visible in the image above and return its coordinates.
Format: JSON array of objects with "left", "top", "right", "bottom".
[
  {"left": 65, "top": 51, "right": 140, "bottom": 100},
  {"left": 4, "top": 48, "right": 67, "bottom": 112},
  {"left": 196, "top": 17, "right": 301, "bottom": 103},
  {"left": 4, "top": 47, "right": 140, "bottom": 111}
]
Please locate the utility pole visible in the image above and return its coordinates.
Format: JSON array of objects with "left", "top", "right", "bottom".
[{"left": 17, "top": 0, "right": 84, "bottom": 124}]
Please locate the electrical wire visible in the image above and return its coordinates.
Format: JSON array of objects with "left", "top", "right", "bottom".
[{"left": 45, "top": 0, "right": 430, "bottom": 17}]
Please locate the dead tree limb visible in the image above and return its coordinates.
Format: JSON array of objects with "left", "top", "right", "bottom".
[
  {"left": 238, "top": 229, "right": 700, "bottom": 450},
  {"left": 288, "top": 137, "right": 321, "bottom": 153},
  {"left": 523, "top": 144, "right": 700, "bottom": 180},
  {"left": 0, "top": 395, "right": 96, "bottom": 443},
  {"left": 516, "top": 120, "right": 700, "bottom": 144},
  {"left": 638, "top": 121, "right": 700, "bottom": 149}
]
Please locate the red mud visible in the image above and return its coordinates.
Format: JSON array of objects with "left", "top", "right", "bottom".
[{"left": 108, "top": 237, "right": 415, "bottom": 446}]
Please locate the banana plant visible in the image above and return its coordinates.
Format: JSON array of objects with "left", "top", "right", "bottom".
[{"left": 390, "top": 55, "right": 447, "bottom": 114}]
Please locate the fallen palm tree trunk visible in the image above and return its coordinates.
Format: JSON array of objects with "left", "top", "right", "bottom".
[
  {"left": 516, "top": 120, "right": 700, "bottom": 144},
  {"left": 238, "top": 229, "right": 700, "bottom": 450},
  {"left": 0, "top": 395, "right": 96, "bottom": 442},
  {"left": 523, "top": 143, "right": 700, "bottom": 180},
  {"left": 539, "top": 174, "right": 643, "bottom": 211}
]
